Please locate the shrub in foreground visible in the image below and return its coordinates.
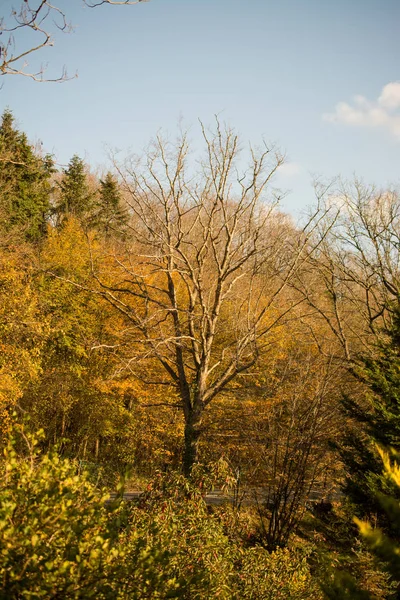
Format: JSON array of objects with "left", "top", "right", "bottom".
[{"left": 0, "top": 428, "right": 322, "bottom": 599}]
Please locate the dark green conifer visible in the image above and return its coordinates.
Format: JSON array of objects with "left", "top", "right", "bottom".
[
  {"left": 323, "top": 448, "right": 400, "bottom": 600},
  {"left": 323, "top": 572, "right": 374, "bottom": 599},
  {"left": 323, "top": 304, "right": 400, "bottom": 599},
  {"left": 94, "top": 172, "right": 129, "bottom": 237},
  {"left": 56, "top": 155, "right": 94, "bottom": 225},
  {"left": 0, "top": 109, "right": 53, "bottom": 242},
  {"left": 339, "top": 304, "right": 400, "bottom": 531}
]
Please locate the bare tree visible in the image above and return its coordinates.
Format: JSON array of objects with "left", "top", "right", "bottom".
[
  {"left": 254, "top": 353, "right": 340, "bottom": 550},
  {"left": 292, "top": 181, "right": 400, "bottom": 363},
  {"left": 0, "top": 0, "right": 148, "bottom": 82},
  {"left": 204, "top": 338, "right": 342, "bottom": 549},
  {"left": 76, "top": 120, "right": 329, "bottom": 476}
]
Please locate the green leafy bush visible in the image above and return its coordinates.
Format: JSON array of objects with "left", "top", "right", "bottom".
[
  {"left": 236, "top": 545, "right": 323, "bottom": 600},
  {"left": 0, "top": 428, "right": 183, "bottom": 599},
  {"left": 0, "top": 428, "right": 120, "bottom": 598},
  {"left": 129, "top": 471, "right": 323, "bottom": 599},
  {"left": 0, "top": 428, "right": 322, "bottom": 599}
]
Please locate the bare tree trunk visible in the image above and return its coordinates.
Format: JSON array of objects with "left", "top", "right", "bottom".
[
  {"left": 183, "top": 405, "right": 203, "bottom": 477},
  {"left": 82, "top": 438, "right": 88, "bottom": 459}
]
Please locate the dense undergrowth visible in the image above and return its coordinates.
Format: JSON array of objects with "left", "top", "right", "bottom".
[{"left": 0, "top": 426, "right": 325, "bottom": 600}]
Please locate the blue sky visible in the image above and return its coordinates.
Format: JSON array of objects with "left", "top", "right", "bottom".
[{"left": 1, "top": 0, "right": 399, "bottom": 213}]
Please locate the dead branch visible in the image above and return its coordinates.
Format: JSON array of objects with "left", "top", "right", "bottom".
[{"left": 0, "top": 0, "right": 148, "bottom": 82}]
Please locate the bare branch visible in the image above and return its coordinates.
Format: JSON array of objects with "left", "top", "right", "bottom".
[
  {"left": 0, "top": 0, "right": 148, "bottom": 82},
  {"left": 90, "top": 120, "right": 330, "bottom": 474},
  {"left": 293, "top": 180, "right": 400, "bottom": 363}
]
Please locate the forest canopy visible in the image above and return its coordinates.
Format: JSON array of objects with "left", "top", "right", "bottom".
[{"left": 1, "top": 109, "right": 400, "bottom": 599}]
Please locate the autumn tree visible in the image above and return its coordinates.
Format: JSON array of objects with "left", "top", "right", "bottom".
[
  {"left": 22, "top": 219, "right": 141, "bottom": 475},
  {"left": 85, "top": 121, "right": 328, "bottom": 476},
  {"left": 0, "top": 244, "right": 46, "bottom": 437}
]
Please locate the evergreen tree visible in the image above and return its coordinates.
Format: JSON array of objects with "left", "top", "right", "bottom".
[
  {"left": 338, "top": 303, "right": 400, "bottom": 533},
  {"left": 323, "top": 449, "right": 400, "bottom": 600},
  {"left": 0, "top": 109, "right": 53, "bottom": 242},
  {"left": 322, "top": 302, "right": 400, "bottom": 599},
  {"left": 56, "top": 155, "right": 93, "bottom": 225},
  {"left": 354, "top": 449, "right": 400, "bottom": 598},
  {"left": 93, "top": 172, "right": 129, "bottom": 237}
]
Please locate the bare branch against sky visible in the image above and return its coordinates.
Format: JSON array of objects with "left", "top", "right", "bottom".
[{"left": 0, "top": 0, "right": 149, "bottom": 82}]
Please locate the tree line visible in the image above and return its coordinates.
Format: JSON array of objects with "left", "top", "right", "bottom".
[{"left": 1, "top": 109, "right": 400, "bottom": 598}]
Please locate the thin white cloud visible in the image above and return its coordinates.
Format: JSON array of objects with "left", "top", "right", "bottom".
[
  {"left": 277, "top": 161, "right": 302, "bottom": 177},
  {"left": 323, "top": 82, "right": 400, "bottom": 139}
]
